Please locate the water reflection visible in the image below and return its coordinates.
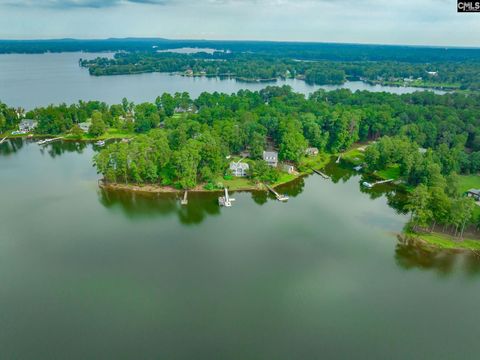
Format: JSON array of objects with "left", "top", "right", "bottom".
[
  {"left": 395, "top": 236, "right": 480, "bottom": 276},
  {"left": 98, "top": 188, "right": 222, "bottom": 225},
  {"left": 40, "top": 141, "right": 88, "bottom": 158},
  {"left": 0, "top": 138, "right": 25, "bottom": 156}
]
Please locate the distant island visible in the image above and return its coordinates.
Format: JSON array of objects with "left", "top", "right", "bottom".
[
  {"left": 1, "top": 38, "right": 479, "bottom": 90},
  {"left": 78, "top": 47, "right": 477, "bottom": 91}
]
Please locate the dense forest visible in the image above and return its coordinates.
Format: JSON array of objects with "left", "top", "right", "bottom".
[
  {"left": 2, "top": 86, "right": 480, "bottom": 234},
  {"left": 80, "top": 52, "right": 480, "bottom": 90}
]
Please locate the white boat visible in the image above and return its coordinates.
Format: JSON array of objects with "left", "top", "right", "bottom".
[
  {"left": 95, "top": 140, "right": 106, "bottom": 147},
  {"left": 362, "top": 181, "right": 373, "bottom": 188}
]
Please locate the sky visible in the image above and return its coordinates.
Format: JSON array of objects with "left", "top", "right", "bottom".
[{"left": 0, "top": 0, "right": 478, "bottom": 47}]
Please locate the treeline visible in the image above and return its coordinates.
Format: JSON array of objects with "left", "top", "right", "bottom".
[
  {"left": 80, "top": 52, "right": 480, "bottom": 90},
  {"left": 4, "top": 39, "right": 480, "bottom": 63},
  {"left": 89, "top": 87, "right": 480, "bottom": 190}
]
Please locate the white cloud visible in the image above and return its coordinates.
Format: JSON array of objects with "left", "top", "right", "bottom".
[{"left": 0, "top": 0, "right": 477, "bottom": 47}]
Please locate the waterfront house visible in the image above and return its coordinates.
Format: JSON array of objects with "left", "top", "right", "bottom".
[
  {"left": 230, "top": 161, "right": 249, "bottom": 177},
  {"left": 282, "top": 163, "right": 295, "bottom": 174},
  {"left": 305, "top": 147, "right": 319, "bottom": 156},
  {"left": 466, "top": 189, "right": 480, "bottom": 201},
  {"left": 19, "top": 119, "right": 38, "bottom": 132},
  {"left": 78, "top": 122, "right": 91, "bottom": 132},
  {"left": 263, "top": 151, "right": 278, "bottom": 167}
]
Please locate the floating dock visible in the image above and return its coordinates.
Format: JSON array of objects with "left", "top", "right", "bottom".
[
  {"left": 219, "top": 188, "right": 236, "bottom": 207},
  {"left": 312, "top": 168, "right": 330, "bottom": 179},
  {"left": 265, "top": 184, "right": 289, "bottom": 202},
  {"left": 181, "top": 191, "right": 188, "bottom": 206}
]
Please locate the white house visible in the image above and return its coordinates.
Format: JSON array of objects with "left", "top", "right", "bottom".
[
  {"left": 78, "top": 122, "right": 91, "bottom": 132},
  {"left": 230, "top": 161, "right": 249, "bottom": 177},
  {"left": 305, "top": 147, "right": 319, "bottom": 156},
  {"left": 466, "top": 189, "right": 480, "bottom": 201},
  {"left": 263, "top": 151, "right": 278, "bottom": 167},
  {"left": 282, "top": 163, "right": 295, "bottom": 174},
  {"left": 18, "top": 119, "right": 38, "bottom": 132}
]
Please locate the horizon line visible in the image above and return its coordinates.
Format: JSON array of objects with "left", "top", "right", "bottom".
[{"left": 1, "top": 37, "right": 480, "bottom": 50}]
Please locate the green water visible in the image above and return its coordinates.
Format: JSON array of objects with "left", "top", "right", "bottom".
[{"left": 1, "top": 139, "right": 480, "bottom": 359}]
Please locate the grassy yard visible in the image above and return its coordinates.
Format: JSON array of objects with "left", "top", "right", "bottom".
[
  {"left": 413, "top": 231, "right": 480, "bottom": 250},
  {"left": 273, "top": 172, "right": 297, "bottom": 187},
  {"left": 219, "top": 177, "right": 259, "bottom": 191},
  {"left": 376, "top": 164, "right": 401, "bottom": 180},
  {"left": 298, "top": 153, "right": 331, "bottom": 172},
  {"left": 341, "top": 148, "right": 365, "bottom": 166},
  {"left": 64, "top": 128, "right": 136, "bottom": 141},
  {"left": 458, "top": 174, "right": 480, "bottom": 193}
]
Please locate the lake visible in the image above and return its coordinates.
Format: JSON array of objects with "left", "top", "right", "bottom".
[
  {"left": 0, "top": 52, "right": 444, "bottom": 110},
  {"left": 1, "top": 139, "right": 479, "bottom": 359}
]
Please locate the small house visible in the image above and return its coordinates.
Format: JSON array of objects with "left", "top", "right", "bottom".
[
  {"left": 305, "top": 147, "right": 319, "bottom": 156},
  {"left": 282, "top": 163, "right": 295, "bottom": 174},
  {"left": 19, "top": 119, "right": 37, "bottom": 132},
  {"left": 230, "top": 161, "right": 249, "bottom": 177},
  {"left": 263, "top": 151, "right": 278, "bottom": 167},
  {"left": 466, "top": 189, "right": 480, "bottom": 201},
  {"left": 78, "top": 122, "right": 90, "bottom": 132}
]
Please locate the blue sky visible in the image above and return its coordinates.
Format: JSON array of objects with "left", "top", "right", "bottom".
[{"left": 0, "top": 0, "right": 478, "bottom": 46}]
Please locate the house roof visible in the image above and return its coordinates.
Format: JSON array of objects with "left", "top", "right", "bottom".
[
  {"left": 263, "top": 151, "right": 278, "bottom": 160},
  {"left": 230, "top": 161, "right": 249, "bottom": 170},
  {"left": 20, "top": 119, "right": 37, "bottom": 125},
  {"left": 467, "top": 189, "right": 480, "bottom": 195}
]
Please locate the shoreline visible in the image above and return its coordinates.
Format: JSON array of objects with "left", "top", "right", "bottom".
[
  {"left": 98, "top": 175, "right": 299, "bottom": 194},
  {"left": 403, "top": 231, "right": 480, "bottom": 251}
]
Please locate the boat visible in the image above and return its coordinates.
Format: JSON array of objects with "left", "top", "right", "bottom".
[
  {"left": 95, "top": 140, "right": 106, "bottom": 147},
  {"left": 37, "top": 139, "right": 47, "bottom": 145},
  {"left": 362, "top": 181, "right": 373, "bottom": 188}
]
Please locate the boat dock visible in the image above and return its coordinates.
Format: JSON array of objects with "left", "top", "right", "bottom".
[
  {"left": 362, "top": 179, "right": 394, "bottom": 188},
  {"left": 312, "top": 168, "right": 330, "bottom": 179},
  {"left": 265, "top": 184, "right": 289, "bottom": 202},
  {"left": 37, "top": 137, "right": 63, "bottom": 145},
  {"left": 0, "top": 136, "right": 7, "bottom": 145},
  {"left": 336, "top": 155, "right": 342, "bottom": 164},
  {"left": 219, "top": 188, "right": 236, "bottom": 207},
  {"left": 181, "top": 191, "right": 188, "bottom": 206}
]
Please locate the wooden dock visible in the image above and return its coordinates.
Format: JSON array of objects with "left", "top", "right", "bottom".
[
  {"left": 181, "top": 191, "right": 188, "bottom": 206},
  {"left": 312, "top": 168, "right": 330, "bottom": 179},
  {"left": 362, "top": 179, "right": 394, "bottom": 188},
  {"left": 265, "top": 184, "right": 289, "bottom": 202},
  {"left": 37, "top": 137, "right": 63, "bottom": 145}
]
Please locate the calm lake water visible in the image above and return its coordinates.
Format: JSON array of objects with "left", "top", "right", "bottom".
[
  {"left": 0, "top": 52, "right": 444, "bottom": 109},
  {"left": 1, "top": 139, "right": 480, "bottom": 359}
]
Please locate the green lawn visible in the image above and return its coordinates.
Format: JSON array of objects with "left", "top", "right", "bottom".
[
  {"left": 219, "top": 177, "right": 258, "bottom": 191},
  {"left": 376, "top": 165, "right": 401, "bottom": 180},
  {"left": 273, "top": 172, "right": 297, "bottom": 187},
  {"left": 414, "top": 232, "right": 480, "bottom": 250},
  {"left": 341, "top": 148, "right": 365, "bottom": 166},
  {"left": 64, "top": 128, "right": 136, "bottom": 141},
  {"left": 298, "top": 153, "right": 331, "bottom": 172},
  {"left": 458, "top": 174, "right": 480, "bottom": 193}
]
